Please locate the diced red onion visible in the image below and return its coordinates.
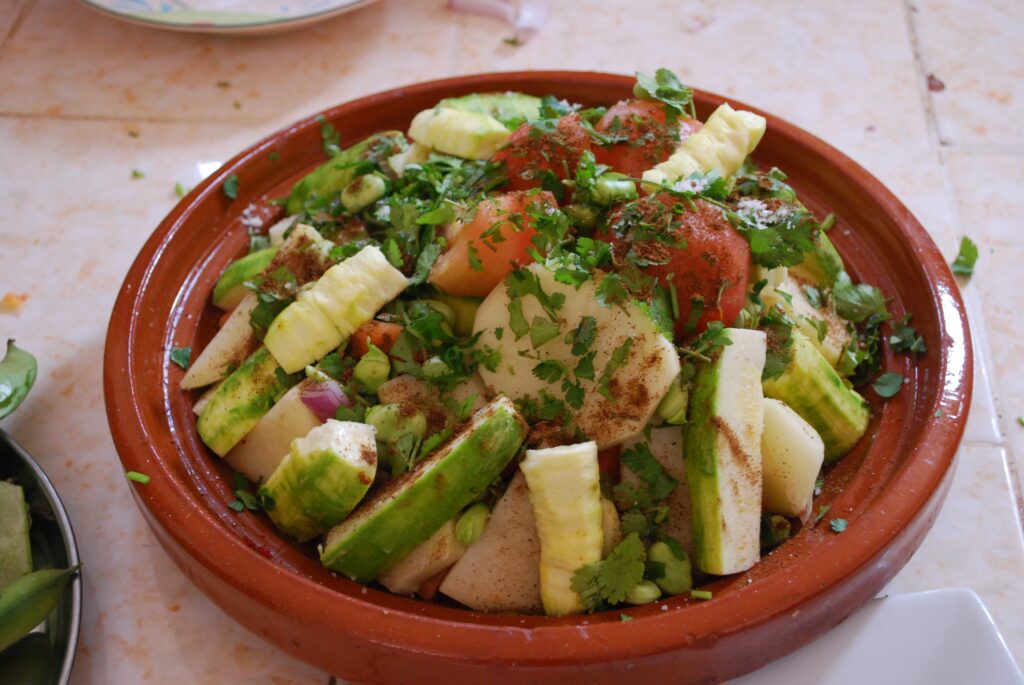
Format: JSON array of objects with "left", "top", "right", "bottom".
[
  {"left": 299, "top": 379, "right": 350, "bottom": 422},
  {"left": 446, "top": 0, "right": 548, "bottom": 42}
]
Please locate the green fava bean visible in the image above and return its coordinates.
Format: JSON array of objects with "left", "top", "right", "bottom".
[
  {"left": 648, "top": 541, "right": 692, "bottom": 595},
  {"left": 455, "top": 503, "right": 490, "bottom": 547},
  {"left": 0, "top": 565, "right": 80, "bottom": 652},
  {"left": 624, "top": 580, "right": 662, "bottom": 605}
]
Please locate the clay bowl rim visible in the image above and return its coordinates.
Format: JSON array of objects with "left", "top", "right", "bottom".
[{"left": 103, "top": 71, "right": 972, "bottom": 668}]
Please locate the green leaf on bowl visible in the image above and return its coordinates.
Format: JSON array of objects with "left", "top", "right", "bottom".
[{"left": 0, "top": 341, "right": 37, "bottom": 420}]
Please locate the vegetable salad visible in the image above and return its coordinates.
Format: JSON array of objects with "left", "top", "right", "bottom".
[{"left": 180, "top": 69, "right": 924, "bottom": 615}]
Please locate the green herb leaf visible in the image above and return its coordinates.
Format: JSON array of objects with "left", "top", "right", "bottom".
[
  {"left": 222, "top": 174, "right": 239, "bottom": 200},
  {"left": 125, "top": 470, "right": 151, "bottom": 484},
  {"left": 619, "top": 613, "right": 633, "bottom": 622},
  {"left": 569, "top": 316, "right": 598, "bottom": 356},
  {"left": 889, "top": 315, "right": 926, "bottom": 355},
  {"left": 131, "top": 169, "right": 145, "bottom": 179},
  {"left": 529, "top": 316, "right": 561, "bottom": 349},
  {"left": 0, "top": 340, "right": 37, "bottom": 420},
  {"left": 872, "top": 372, "right": 904, "bottom": 398},
  {"left": 315, "top": 114, "right": 342, "bottom": 157},
  {"left": 832, "top": 271, "right": 887, "bottom": 323},
  {"left": 571, "top": 533, "right": 646, "bottom": 611},
  {"left": 830, "top": 518, "right": 848, "bottom": 533},
  {"left": 621, "top": 442, "right": 677, "bottom": 501},
  {"left": 169, "top": 346, "right": 191, "bottom": 370},
  {"left": 690, "top": 590, "right": 713, "bottom": 601},
  {"left": 634, "top": 68, "right": 695, "bottom": 120},
  {"left": 532, "top": 360, "right": 567, "bottom": 383},
  {"left": 597, "top": 337, "right": 634, "bottom": 400},
  {"left": 951, "top": 236, "right": 978, "bottom": 276},
  {"left": 174, "top": 182, "right": 189, "bottom": 198}
]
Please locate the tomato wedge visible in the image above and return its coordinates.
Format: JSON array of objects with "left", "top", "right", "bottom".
[
  {"left": 429, "top": 190, "right": 558, "bottom": 297},
  {"left": 607, "top": 195, "right": 750, "bottom": 337},
  {"left": 594, "top": 100, "right": 702, "bottom": 178},
  {"left": 492, "top": 113, "right": 593, "bottom": 193}
]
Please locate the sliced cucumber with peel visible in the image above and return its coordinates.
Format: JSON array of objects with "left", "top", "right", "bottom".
[
  {"left": 212, "top": 247, "right": 277, "bottom": 311},
  {"left": 261, "top": 420, "right": 376, "bottom": 541},
  {"left": 263, "top": 244, "right": 408, "bottom": 374},
  {"left": 685, "top": 328, "right": 766, "bottom": 576},
  {"left": 643, "top": 103, "right": 766, "bottom": 187},
  {"left": 320, "top": 396, "right": 527, "bottom": 582},
  {"left": 762, "top": 330, "right": 870, "bottom": 462},
  {"left": 197, "top": 346, "right": 298, "bottom": 457},
  {"left": 407, "top": 108, "right": 510, "bottom": 160},
  {"left": 519, "top": 441, "right": 604, "bottom": 616}
]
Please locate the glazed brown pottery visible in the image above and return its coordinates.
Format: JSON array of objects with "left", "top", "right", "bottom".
[{"left": 103, "top": 72, "right": 972, "bottom": 684}]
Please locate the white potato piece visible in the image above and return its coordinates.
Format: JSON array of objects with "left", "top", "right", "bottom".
[
  {"left": 761, "top": 397, "right": 824, "bottom": 521},
  {"left": 224, "top": 380, "right": 322, "bottom": 483},
  {"left": 378, "top": 519, "right": 467, "bottom": 595},
  {"left": 473, "top": 265, "right": 680, "bottom": 448},
  {"left": 180, "top": 292, "right": 260, "bottom": 390}
]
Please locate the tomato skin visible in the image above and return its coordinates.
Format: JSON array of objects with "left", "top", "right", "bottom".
[
  {"left": 492, "top": 113, "right": 593, "bottom": 192},
  {"left": 428, "top": 190, "right": 558, "bottom": 297},
  {"left": 347, "top": 320, "right": 404, "bottom": 358},
  {"left": 594, "top": 100, "right": 702, "bottom": 178},
  {"left": 607, "top": 195, "right": 750, "bottom": 338}
]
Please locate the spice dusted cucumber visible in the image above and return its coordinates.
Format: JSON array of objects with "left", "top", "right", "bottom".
[
  {"left": 377, "top": 519, "right": 467, "bottom": 595},
  {"left": 285, "top": 131, "right": 406, "bottom": 215},
  {"left": 762, "top": 330, "right": 870, "bottom": 462},
  {"left": 212, "top": 247, "right": 277, "bottom": 311},
  {"left": 0, "top": 481, "right": 31, "bottom": 591},
  {"left": 320, "top": 396, "right": 527, "bottom": 582},
  {"left": 789, "top": 230, "right": 845, "bottom": 288},
  {"left": 260, "top": 420, "right": 376, "bottom": 541},
  {"left": 181, "top": 292, "right": 261, "bottom": 390},
  {"left": 685, "top": 328, "right": 767, "bottom": 576},
  {"left": 761, "top": 398, "right": 824, "bottom": 521},
  {"left": 519, "top": 441, "right": 604, "bottom": 616},
  {"left": 761, "top": 270, "right": 850, "bottom": 368},
  {"left": 263, "top": 245, "right": 408, "bottom": 373},
  {"left": 407, "top": 107, "right": 511, "bottom": 160},
  {"left": 643, "top": 103, "right": 766, "bottom": 187},
  {"left": 438, "top": 92, "right": 542, "bottom": 129},
  {"left": 196, "top": 346, "right": 298, "bottom": 457}
]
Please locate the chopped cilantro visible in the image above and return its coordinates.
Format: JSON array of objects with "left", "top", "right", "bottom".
[
  {"left": 506, "top": 269, "right": 565, "bottom": 319},
  {"left": 832, "top": 271, "right": 887, "bottom": 323},
  {"left": 597, "top": 338, "right": 634, "bottom": 400},
  {"left": 529, "top": 316, "right": 560, "bottom": 349},
  {"left": 816, "top": 504, "right": 831, "bottom": 523},
  {"left": 1018, "top": 417, "right": 1024, "bottom": 427},
  {"left": 571, "top": 533, "right": 646, "bottom": 611},
  {"left": 125, "top": 470, "right": 150, "bottom": 484},
  {"left": 573, "top": 352, "right": 596, "bottom": 381},
  {"left": 532, "top": 360, "right": 567, "bottom": 383},
  {"left": 174, "top": 182, "right": 189, "bottom": 198},
  {"left": 315, "top": 114, "right": 342, "bottom": 157},
  {"left": 268, "top": 151, "right": 280, "bottom": 162},
  {"left": 562, "top": 379, "right": 585, "bottom": 409},
  {"left": 889, "top": 315, "right": 926, "bottom": 355},
  {"left": 690, "top": 590, "right": 713, "bottom": 601},
  {"left": 619, "top": 613, "right": 633, "bottom": 622},
  {"left": 569, "top": 316, "right": 597, "bottom": 355},
  {"left": 222, "top": 174, "right": 239, "bottom": 200},
  {"left": 467, "top": 244, "right": 483, "bottom": 273},
  {"left": 872, "top": 372, "right": 904, "bottom": 398},
  {"left": 502, "top": 35, "right": 521, "bottom": 47},
  {"left": 621, "top": 442, "right": 677, "bottom": 500},
  {"left": 830, "top": 518, "right": 848, "bottom": 533},
  {"left": 131, "top": 169, "right": 145, "bottom": 179},
  {"left": 508, "top": 298, "right": 529, "bottom": 340},
  {"left": 169, "top": 346, "right": 191, "bottom": 370},
  {"left": 951, "top": 236, "right": 978, "bottom": 276},
  {"left": 633, "top": 68, "right": 695, "bottom": 120},
  {"left": 595, "top": 272, "right": 630, "bottom": 308}
]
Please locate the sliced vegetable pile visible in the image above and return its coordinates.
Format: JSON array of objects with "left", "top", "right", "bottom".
[{"left": 180, "top": 69, "right": 926, "bottom": 616}]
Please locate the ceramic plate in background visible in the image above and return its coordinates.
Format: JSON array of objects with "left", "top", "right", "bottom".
[
  {"left": 0, "top": 429, "right": 82, "bottom": 685},
  {"left": 77, "top": 0, "right": 379, "bottom": 35}
]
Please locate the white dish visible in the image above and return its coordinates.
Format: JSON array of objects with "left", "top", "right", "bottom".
[
  {"left": 730, "top": 588, "right": 1023, "bottom": 684},
  {"left": 77, "top": 0, "right": 379, "bottom": 35}
]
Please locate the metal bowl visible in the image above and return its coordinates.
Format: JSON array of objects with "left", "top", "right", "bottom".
[{"left": 0, "top": 428, "right": 82, "bottom": 685}]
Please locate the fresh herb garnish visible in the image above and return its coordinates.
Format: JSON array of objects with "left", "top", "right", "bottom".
[
  {"left": 597, "top": 338, "right": 634, "bottom": 400},
  {"left": 830, "top": 518, "right": 848, "bottom": 533},
  {"left": 169, "top": 346, "right": 192, "bottom": 370},
  {"left": 690, "top": 590, "right": 713, "bottom": 601},
  {"left": 571, "top": 533, "right": 646, "bottom": 611},
  {"left": 222, "top": 174, "right": 239, "bottom": 200},
  {"left": 0, "top": 340, "right": 36, "bottom": 420},
  {"left": 872, "top": 372, "right": 904, "bottom": 398},
  {"left": 620, "top": 442, "right": 677, "bottom": 501},
  {"left": 889, "top": 315, "right": 926, "bottom": 355},
  {"left": 951, "top": 236, "right": 978, "bottom": 276},
  {"left": 832, "top": 271, "right": 887, "bottom": 323},
  {"left": 315, "top": 114, "right": 342, "bottom": 157},
  {"left": 125, "top": 471, "right": 151, "bottom": 485},
  {"left": 131, "top": 169, "right": 145, "bottom": 179},
  {"left": 633, "top": 68, "right": 695, "bottom": 120}
]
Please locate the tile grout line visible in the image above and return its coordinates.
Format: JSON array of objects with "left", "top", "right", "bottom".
[
  {"left": 0, "top": 0, "right": 34, "bottom": 56},
  {"left": 904, "top": 0, "right": 1024, "bottom": 527},
  {"left": 0, "top": 110, "right": 245, "bottom": 127}
]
